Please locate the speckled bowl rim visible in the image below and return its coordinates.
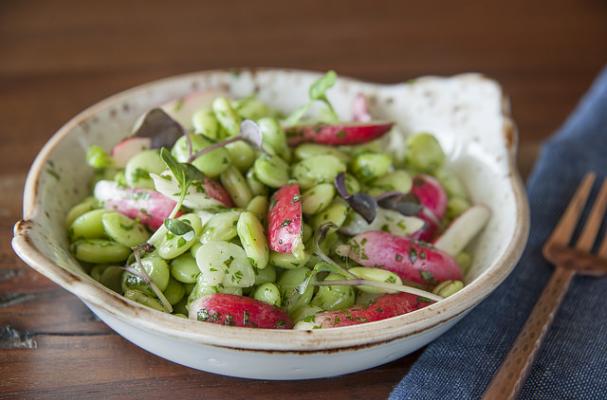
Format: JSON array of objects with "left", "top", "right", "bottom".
[{"left": 13, "top": 68, "right": 529, "bottom": 352}]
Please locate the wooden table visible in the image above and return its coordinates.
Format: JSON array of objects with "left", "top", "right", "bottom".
[{"left": 1, "top": 1, "right": 606, "bottom": 398}]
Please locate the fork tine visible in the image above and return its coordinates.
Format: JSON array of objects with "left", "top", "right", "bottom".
[
  {"left": 575, "top": 179, "right": 607, "bottom": 251},
  {"left": 545, "top": 173, "right": 596, "bottom": 248}
]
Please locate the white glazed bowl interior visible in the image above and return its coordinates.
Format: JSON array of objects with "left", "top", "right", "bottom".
[{"left": 13, "top": 69, "right": 529, "bottom": 379}]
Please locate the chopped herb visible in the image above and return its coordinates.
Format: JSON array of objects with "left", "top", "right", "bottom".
[
  {"left": 417, "top": 296, "right": 433, "bottom": 303},
  {"left": 408, "top": 248, "right": 418, "bottom": 264},
  {"left": 119, "top": 222, "right": 134, "bottom": 231},
  {"left": 385, "top": 276, "right": 397, "bottom": 284},
  {"left": 420, "top": 270, "right": 436, "bottom": 284},
  {"left": 197, "top": 308, "right": 210, "bottom": 321},
  {"left": 243, "top": 310, "right": 250, "bottom": 326},
  {"left": 223, "top": 256, "right": 235, "bottom": 269},
  {"left": 224, "top": 314, "right": 234, "bottom": 326},
  {"left": 46, "top": 168, "right": 60, "bottom": 180},
  {"left": 131, "top": 167, "right": 150, "bottom": 182}
]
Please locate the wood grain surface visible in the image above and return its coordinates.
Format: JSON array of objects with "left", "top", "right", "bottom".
[{"left": 1, "top": 1, "right": 606, "bottom": 399}]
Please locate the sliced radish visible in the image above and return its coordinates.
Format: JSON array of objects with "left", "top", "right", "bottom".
[
  {"left": 410, "top": 175, "right": 448, "bottom": 241},
  {"left": 94, "top": 180, "right": 176, "bottom": 230},
  {"left": 286, "top": 121, "right": 393, "bottom": 146},
  {"left": 267, "top": 184, "right": 303, "bottom": 255},
  {"left": 111, "top": 136, "right": 151, "bottom": 168},
  {"left": 189, "top": 293, "right": 292, "bottom": 329},
  {"left": 341, "top": 231, "right": 462, "bottom": 286},
  {"left": 294, "top": 292, "right": 431, "bottom": 329},
  {"left": 434, "top": 205, "right": 491, "bottom": 256},
  {"left": 202, "top": 176, "right": 234, "bottom": 207}
]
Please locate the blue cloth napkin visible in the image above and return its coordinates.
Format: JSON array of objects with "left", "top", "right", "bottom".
[{"left": 390, "top": 67, "right": 607, "bottom": 400}]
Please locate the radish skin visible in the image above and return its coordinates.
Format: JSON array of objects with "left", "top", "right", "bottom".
[
  {"left": 267, "top": 184, "right": 303, "bottom": 255},
  {"left": 410, "top": 175, "right": 448, "bottom": 241},
  {"left": 111, "top": 137, "right": 151, "bottom": 168},
  {"left": 94, "top": 180, "right": 177, "bottom": 230},
  {"left": 189, "top": 293, "right": 292, "bottom": 329},
  {"left": 294, "top": 292, "right": 432, "bottom": 329},
  {"left": 343, "top": 231, "right": 462, "bottom": 285},
  {"left": 286, "top": 122, "right": 393, "bottom": 146},
  {"left": 434, "top": 205, "right": 491, "bottom": 256}
]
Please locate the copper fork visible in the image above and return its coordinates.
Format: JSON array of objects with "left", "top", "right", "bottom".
[{"left": 483, "top": 172, "right": 607, "bottom": 400}]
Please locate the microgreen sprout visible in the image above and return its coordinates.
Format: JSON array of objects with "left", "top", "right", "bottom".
[
  {"left": 160, "top": 148, "right": 207, "bottom": 236},
  {"left": 283, "top": 71, "right": 339, "bottom": 126},
  {"left": 304, "top": 222, "right": 443, "bottom": 301},
  {"left": 187, "top": 120, "right": 263, "bottom": 163},
  {"left": 122, "top": 243, "right": 174, "bottom": 313}
]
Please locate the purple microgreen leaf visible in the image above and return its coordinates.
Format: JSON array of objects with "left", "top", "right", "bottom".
[
  {"left": 133, "top": 108, "right": 184, "bottom": 149},
  {"left": 314, "top": 279, "right": 443, "bottom": 301},
  {"left": 334, "top": 172, "right": 350, "bottom": 199},
  {"left": 348, "top": 193, "right": 377, "bottom": 224},
  {"left": 334, "top": 172, "right": 377, "bottom": 223},
  {"left": 187, "top": 119, "right": 262, "bottom": 162},
  {"left": 376, "top": 192, "right": 422, "bottom": 216},
  {"left": 239, "top": 120, "right": 263, "bottom": 149}
]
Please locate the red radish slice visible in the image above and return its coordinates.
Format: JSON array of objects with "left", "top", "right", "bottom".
[
  {"left": 286, "top": 121, "right": 393, "bottom": 146},
  {"left": 294, "top": 292, "right": 432, "bottom": 329},
  {"left": 111, "top": 136, "right": 151, "bottom": 168},
  {"left": 342, "top": 231, "right": 462, "bottom": 286},
  {"left": 267, "top": 184, "right": 303, "bottom": 254},
  {"left": 352, "top": 93, "right": 372, "bottom": 122},
  {"left": 94, "top": 180, "right": 177, "bottom": 230},
  {"left": 161, "top": 89, "right": 228, "bottom": 129},
  {"left": 203, "top": 177, "right": 234, "bottom": 207},
  {"left": 410, "top": 175, "right": 448, "bottom": 241},
  {"left": 434, "top": 205, "right": 491, "bottom": 256},
  {"left": 189, "top": 293, "right": 292, "bottom": 329}
]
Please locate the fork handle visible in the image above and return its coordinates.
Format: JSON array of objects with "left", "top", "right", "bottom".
[{"left": 482, "top": 267, "right": 575, "bottom": 400}]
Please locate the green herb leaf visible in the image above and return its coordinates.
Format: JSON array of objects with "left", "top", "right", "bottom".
[
  {"left": 160, "top": 147, "right": 186, "bottom": 187},
  {"left": 283, "top": 71, "right": 339, "bottom": 126},
  {"left": 309, "top": 70, "right": 337, "bottom": 100},
  {"left": 164, "top": 218, "right": 194, "bottom": 235},
  {"left": 181, "top": 162, "right": 206, "bottom": 183}
]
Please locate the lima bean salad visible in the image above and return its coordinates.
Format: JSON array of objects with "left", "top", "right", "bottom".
[{"left": 67, "top": 71, "right": 490, "bottom": 330}]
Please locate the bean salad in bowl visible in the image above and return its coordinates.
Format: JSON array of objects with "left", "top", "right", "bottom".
[{"left": 67, "top": 71, "right": 490, "bottom": 330}]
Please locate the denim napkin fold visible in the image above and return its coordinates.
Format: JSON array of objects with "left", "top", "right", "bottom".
[{"left": 390, "top": 67, "right": 607, "bottom": 400}]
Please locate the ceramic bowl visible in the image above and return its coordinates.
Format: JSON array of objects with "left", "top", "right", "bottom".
[{"left": 12, "top": 69, "right": 529, "bottom": 379}]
